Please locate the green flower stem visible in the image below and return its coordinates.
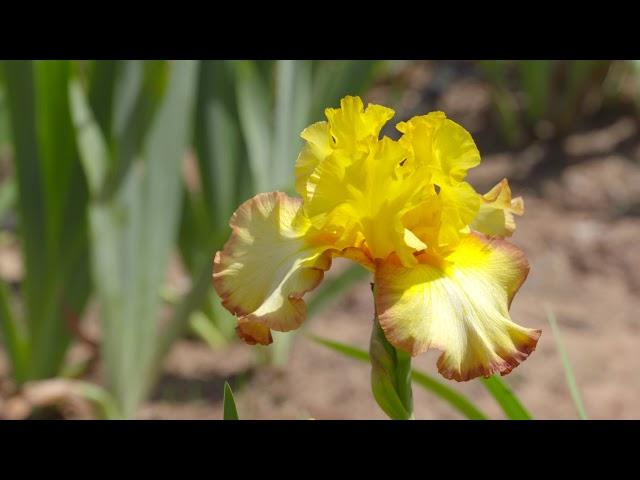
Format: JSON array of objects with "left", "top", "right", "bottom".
[{"left": 369, "top": 285, "right": 414, "bottom": 420}]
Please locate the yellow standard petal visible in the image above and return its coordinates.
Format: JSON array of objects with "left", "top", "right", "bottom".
[
  {"left": 304, "top": 135, "right": 430, "bottom": 266},
  {"left": 294, "top": 95, "right": 394, "bottom": 203},
  {"left": 213, "top": 192, "right": 333, "bottom": 345},
  {"left": 397, "top": 112, "right": 482, "bottom": 249},
  {"left": 374, "top": 232, "right": 540, "bottom": 381},
  {"left": 397, "top": 112, "right": 481, "bottom": 184},
  {"left": 471, "top": 178, "right": 525, "bottom": 237}
]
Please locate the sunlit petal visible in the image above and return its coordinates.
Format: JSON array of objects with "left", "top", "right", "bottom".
[
  {"left": 374, "top": 233, "right": 540, "bottom": 381},
  {"left": 471, "top": 178, "right": 524, "bottom": 237},
  {"left": 397, "top": 112, "right": 480, "bottom": 183},
  {"left": 213, "top": 192, "right": 333, "bottom": 339}
]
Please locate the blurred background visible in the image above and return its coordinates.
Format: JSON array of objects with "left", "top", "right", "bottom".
[{"left": 0, "top": 60, "right": 639, "bottom": 419}]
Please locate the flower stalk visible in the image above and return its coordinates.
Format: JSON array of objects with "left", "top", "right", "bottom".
[{"left": 370, "top": 285, "right": 414, "bottom": 420}]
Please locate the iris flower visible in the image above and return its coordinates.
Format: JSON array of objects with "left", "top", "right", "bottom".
[{"left": 213, "top": 96, "right": 541, "bottom": 381}]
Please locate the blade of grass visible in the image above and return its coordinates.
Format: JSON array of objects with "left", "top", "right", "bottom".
[
  {"left": 234, "top": 60, "right": 272, "bottom": 192},
  {"left": 518, "top": 60, "right": 553, "bottom": 122},
  {"left": 223, "top": 382, "right": 240, "bottom": 420},
  {"left": 0, "top": 80, "right": 10, "bottom": 146},
  {"left": 544, "top": 304, "right": 588, "bottom": 420},
  {"left": 75, "top": 381, "right": 123, "bottom": 420},
  {"left": 190, "top": 311, "right": 228, "bottom": 349},
  {"left": 0, "top": 281, "right": 28, "bottom": 383},
  {"left": 477, "top": 60, "right": 525, "bottom": 147},
  {"left": 2, "top": 60, "right": 48, "bottom": 337},
  {"left": 272, "top": 60, "right": 311, "bottom": 190},
  {"left": 308, "top": 334, "right": 488, "bottom": 420},
  {"left": 0, "top": 177, "right": 16, "bottom": 222},
  {"left": 3, "top": 60, "right": 91, "bottom": 380},
  {"left": 309, "top": 334, "right": 369, "bottom": 362},
  {"left": 480, "top": 375, "right": 532, "bottom": 420},
  {"left": 72, "top": 60, "right": 198, "bottom": 417},
  {"left": 310, "top": 61, "right": 381, "bottom": 119},
  {"left": 87, "top": 60, "right": 120, "bottom": 142},
  {"left": 193, "top": 60, "right": 242, "bottom": 232}
]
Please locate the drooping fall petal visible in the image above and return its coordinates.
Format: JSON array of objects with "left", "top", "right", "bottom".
[
  {"left": 471, "top": 178, "right": 524, "bottom": 237},
  {"left": 213, "top": 192, "right": 333, "bottom": 344},
  {"left": 374, "top": 232, "right": 540, "bottom": 381}
]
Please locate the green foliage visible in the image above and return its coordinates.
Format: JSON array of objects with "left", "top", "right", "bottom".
[
  {"left": 479, "top": 60, "right": 611, "bottom": 146},
  {"left": 545, "top": 305, "right": 588, "bottom": 420},
  {"left": 369, "top": 315, "right": 414, "bottom": 420},
  {"left": 309, "top": 334, "right": 488, "bottom": 420},
  {"left": 0, "top": 60, "right": 382, "bottom": 417},
  {"left": 480, "top": 375, "right": 532, "bottom": 420},
  {"left": 223, "top": 382, "right": 240, "bottom": 420},
  {"left": 71, "top": 60, "right": 199, "bottom": 418},
  {"left": 0, "top": 60, "right": 91, "bottom": 383}
]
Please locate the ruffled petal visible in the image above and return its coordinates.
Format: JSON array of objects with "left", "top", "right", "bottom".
[
  {"left": 303, "top": 136, "right": 429, "bottom": 266},
  {"left": 236, "top": 320, "right": 273, "bottom": 346},
  {"left": 324, "top": 95, "right": 394, "bottom": 152},
  {"left": 213, "top": 192, "right": 333, "bottom": 338},
  {"left": 402, "top": 181, "right": 480, "bottom": 251},
  {"left": 374, "top": 232, "right": 540, "bottom": 381},
  {"left": 471, "top": 179, "right": 524, "bottom": 237},
  {"left": 295, "top": 121, "right": 332, "bottom": 202},
  {"left": 397, "top": 112, "right": 480, "bottom": 183}
]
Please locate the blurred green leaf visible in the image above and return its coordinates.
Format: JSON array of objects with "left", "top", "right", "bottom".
[
  {"left": 87, "top": 60, "right": 120, "bottom": 144},
  {"left": 72, "top": 60, "right": 198, "bottom": 417},
  {"left": 235, "top": 60, "right": 272, "bottom": 192},
  {"left": 480, "top": 375, "right": 532, "bottom": 420},
  {"left": 411, "top": 370, "right": 487, "bottom": 420},
  {"left": 272, "top": 60, "right": 312, "bottom": 190},
  {"left": 193, "top": 61, "right": 243, "bottom": 233},
  {"left": 2, "top": 60, "right": 91, "bottom": 381},
  {"left": 478, "top": 60, "right": 525, "bottom": 147},
  {"left": 518, "top": 60, "right": 553, "bottom": 121},
  {"left": 223, "top": 382, "right": 240, "bottom": 420},
  {"left": 0, "top": 177, "right": 16, "bottom": 223},
  {"left": 0, "top": 281, "right": 28, "bottom": 383},
  {"left": 545, "top": 304, "right": 588, "bottom": 420},
  {"left": 76, "top": 381, "right": 123, "bottom": 420},
  {"left": 70, "top": 81, "right": 109, "bottom": 195},
  {"left": 309, "top": 333, "right": 488, "bottom": 420},
  {"left": 2, "top": 60, "right": 48, "bottom": 323},
  {"left": 0, "top": 80, "right": 10, "bottom": 146},
  {"left": 311, "top": 61, "right": 381, "bottom": 118},
  {"left": 190, "top": 311, "right": 228, "bottom": 349},
  {"left": 308, "top": 334, "right": 369, "bottom": 362}
]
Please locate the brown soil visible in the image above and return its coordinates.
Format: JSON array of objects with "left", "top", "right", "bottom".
[{"left": 2, "top": 61, "right": 639, "bottom": 419}]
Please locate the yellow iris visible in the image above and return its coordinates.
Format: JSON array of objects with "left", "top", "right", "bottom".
[{"left": 213, "top": 95, "right": 541, "bottom": 381}]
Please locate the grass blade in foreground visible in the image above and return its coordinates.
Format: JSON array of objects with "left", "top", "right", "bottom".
[
  {"left": 480, "top": 375, "right": 532, "bottom": 420},
  {"left": 309, "top": 334, "right": 487, "bottom": 420},
  {"left": 223, "top": 382, "right": 240, "bottom": 420},
  {"left": 545, "top": 304, "right": 588, "bottom": 420}
]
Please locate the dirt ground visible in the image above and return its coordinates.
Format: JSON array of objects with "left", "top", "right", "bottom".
[{"left": 2, "top": 61, "right": 640, "bottom": 419}]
